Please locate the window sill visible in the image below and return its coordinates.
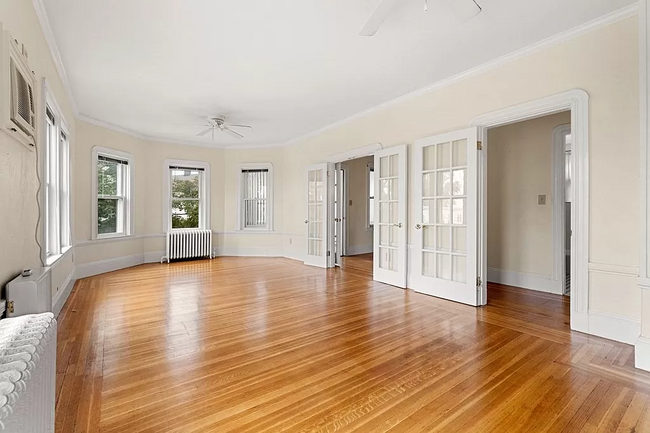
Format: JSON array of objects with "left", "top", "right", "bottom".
[
  {"left": 95, "top": 233, "right": 131, "bottom": 240},
  {"left": 237, "top": 228, "right": 274, "bottom": 233},
  {"left": 45, "top": 246, "right": 73, "bottom": 266}
]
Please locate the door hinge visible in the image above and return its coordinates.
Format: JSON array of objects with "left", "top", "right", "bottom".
[
  {"left": 327, "top": 251, "right": 331, "bottom": 257},
  {"left": 477, "top": 141, "right": 483, "bottom": 151},
  {"left": 327, "top": 171, "right": 331, "bottom": 177},
  {"left": 7, "top": 301, "right": 14, "bottom": 314},
  {"left": 476, "top": 277, "right": 482, "bottom": 287}
]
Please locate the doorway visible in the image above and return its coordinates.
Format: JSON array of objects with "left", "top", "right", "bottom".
[
  {"left": 333, "top": 156, "right": 375, "bottom": 267},
  {"left": 485, "top": 112, "right": 571, "bottom": 297}
]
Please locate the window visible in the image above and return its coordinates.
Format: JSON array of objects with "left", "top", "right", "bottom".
[
  {"left": 239, "top": 163, "right": 273, "bottom": 230},
  {"left": 43, "top": 82, "right": 71, "bottom": 263},
  {"left": 93, "top": 148, "right": 133, "bottom": 238},
  {"left": 367, "top": 165, "right": 375, "bottom": 228},
  {"left": 164, "top": 160, "right": 210, "bottom": 231}
]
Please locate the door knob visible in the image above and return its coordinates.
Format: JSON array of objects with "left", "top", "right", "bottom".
[
  {"left": 304, "top": 220, "right": 308, "bottom": 224},
  {"left": 393, "top": 223, "right": 403, "bottom": 228},
  {"left": 415, "top": 224, "right": 422, "bottom": 230}
]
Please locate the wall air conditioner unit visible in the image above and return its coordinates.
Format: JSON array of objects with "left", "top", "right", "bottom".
[{"left": 0, "top": 22, "right": 36, "bottom": 149}]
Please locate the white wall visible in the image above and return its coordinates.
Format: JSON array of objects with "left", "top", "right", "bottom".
[
  {"left": 0, "top": 2, "right": 76, "bottom": 304},
  {"left": 67, "top": 15, "right": 641, "bottom": 345},
  {"left": 74, "top": 121, "right": 227, "bottom": 265},
  {"left": 341, "top": 156, "right": 373, "bottom": 255},
  {"left": 279, "top": 17, "right": 640, "bottom": 323},
  {"left": 487, "top": 112, "right": 570, "bottom": 280}
]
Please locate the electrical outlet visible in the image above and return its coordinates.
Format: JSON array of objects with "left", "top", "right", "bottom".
[{"left": 538, "top": 194, "right": 547, "bottom": 205}]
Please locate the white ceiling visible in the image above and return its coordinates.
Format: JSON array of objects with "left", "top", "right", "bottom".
[{"left": 43, "top": 0, "right": 634, "bottom": 148}]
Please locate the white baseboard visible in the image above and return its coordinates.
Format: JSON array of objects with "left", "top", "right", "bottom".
[
  {"left": 346, "top": 244, "right": 373, "bottom": 256},
  {"left": 74, "top": 254, "right": 144, "bottom": 279},
  {"left": 587, "top": 310, "right": 640, "bottom": 345},
  {"left": 52, "top": 271, "right": 75, "bottom": 317},
  {"left": 487, "top": 267, "right": 562, "bottom": 294},
  {"left": 215, "top": 246, "right": 283, "bottom": 257},
  {"left": 636, "top": 336, "right": 650, "bottom": 372},
  {"left": 144, "top": 251, "right": 165, "bottom": 263}
]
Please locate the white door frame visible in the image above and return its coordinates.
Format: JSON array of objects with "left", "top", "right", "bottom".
[
  {"left": 471, "top": 89, "right": 589, "bottom": 334},
  {"left": 553, "top": 123, "right": 572, "bottom": 295},
  {"left": 324, "top": 143, "right": 383, "bottom": 268}
]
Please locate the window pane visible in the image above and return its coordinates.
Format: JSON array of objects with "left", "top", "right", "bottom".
[
  {"left": 98, "top": 159, "right": 119, "bottom": 196},
  {"left": 172, "top": 199, "right": 200, "bottom": 229},
  {"left": 98, "top": 198, "right": 119, "bottom": 234},
  {"left": 171, "top": 169, "right": 200, "bottom": 199},
  {"left": 243, "top": 169, "right": 269, "bottom": 228}
]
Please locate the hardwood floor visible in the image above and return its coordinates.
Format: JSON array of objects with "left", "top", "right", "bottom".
[{"left": 56, "top": 256, "right": 650, "bottom": 432}]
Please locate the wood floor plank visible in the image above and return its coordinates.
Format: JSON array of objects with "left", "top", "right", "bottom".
[{"left": 54, "top": 255, "right": 650, "bottom": 432}]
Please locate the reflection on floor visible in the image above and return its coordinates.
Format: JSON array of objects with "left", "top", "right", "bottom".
[{"left": 56, "top": 255, "right": 650, "bottom": 432}]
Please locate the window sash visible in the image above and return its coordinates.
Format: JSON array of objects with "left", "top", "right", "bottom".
[
  {"left": 44, "top": 100, "right": 71, "bottom": 258},
  {"left": 242, "top": 169, "right": 269, "bottom": 228},
  {"left": 97, "top": 156, "right": 129, "bottom": 236},
  {"left": 169, "top": 168, "right": 203, "bottom": 230}
]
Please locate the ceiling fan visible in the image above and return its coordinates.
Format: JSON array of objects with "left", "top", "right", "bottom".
[
  {"left": 191, "top": 117, "right": 253, "bottom": 140},
  {"left": 360, "top": 0, "right": 482, "bottom": 36}
]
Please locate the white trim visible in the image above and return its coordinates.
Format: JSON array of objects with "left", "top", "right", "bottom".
[
  {"left": 366, "top": 162, "right": 375, "bottom": 230},
  {"left": 33, "top": 6, "right": 635, "bottom": 150},
  {"left": 74, "top": 233, "right": 162, "bottom": 247},
  {"left": 588, "top": 262, "right": 639, "bottom": 276},
  {"left": 237, "top": 162, "right": 274, "bottom": 231},
  {"left": 41, "top": 79, "right": 72, "bottom": 264},
  {"left": 636, "top": 336, "right": 650, "bottom": 372},
  {"left": 324, "top": 143, "right": 383, "bottom": 163},
  {"left": 216, "top": 246, "right": 284, "bottom": 257},
  {"left": 92, "top": 146, "right": 135, "bottom": 239},
  {"left": 162, "top": 159, "right": 211, "bottom": 233},
  {"left": 280, "top": 5, "right": 637, "bottom": 150},
  {"left": 52, "top": 274, "right": 75, "bottom": 317},
  {"left": 553, "top": 124, "right": 571, "bottom": 293},
  {"left": 74, "top": 253, "right": 144, "bottom": 279},
  {"left": 487, "top": 268, "right": 558, "bottom": 294},
  {"left": 587, "top": 310, "right": 640, "bottom": 345},
  {"left": 31, "top": 0, "right": 79, "bottom": 116},
  {"left": 347, "top": 244, "right": 373, "bottom": 256},
  {"left": 472, "top": 89, "right": 590, "bottom": 334}
]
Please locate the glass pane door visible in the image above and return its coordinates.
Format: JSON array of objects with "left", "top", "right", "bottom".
[
  {"left": 412, "top": 128, "right": 479, "bottom": 305},
  {"left": 373, "top": 145, "right": 407, "bottom": 288},
  {"left": 304, "top": 163, "right": 330, "bottom": 268}
]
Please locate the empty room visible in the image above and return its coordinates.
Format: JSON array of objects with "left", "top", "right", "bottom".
[{"left": 2, "top": 0, "right": 650, "bottom": 432}]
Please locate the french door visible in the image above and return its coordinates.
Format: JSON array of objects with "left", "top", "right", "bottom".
[
  {"left": 410, "top": 128, "right": 480, "bottom": 306},
  {"left": 373, "top": 145, "right": 408, "bottom": 288},
  {"left": 304, "top": 163, "right": 333, "bottom": 268}
]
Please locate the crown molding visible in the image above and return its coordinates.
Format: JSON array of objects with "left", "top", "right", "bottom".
[
  {"left": 279, "top": 3, "right": 638, "bottom": 148},
  {"left": 32, "top": 0, "right": 79, "bottom": 117},
  {"left": 76, "top": 114, "right": 286, "bottom": 150},
  {"left": 36, "top": 3, "right": 637, "bottom": 150}
]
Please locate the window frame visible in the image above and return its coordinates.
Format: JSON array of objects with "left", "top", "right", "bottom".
[
  {"left": 237, "top": 163, "right": 274, "bottom": 231},
  {"left": 42, "top": 80, "right": 72, "bottom": 265},
  {"left": 367, "top": 163, "right": 375, "bottom": 229},
  {"left": 163, "top": 159, "right": 211, "bottom": 232},
  {"left": 92, "top": 147, "right": 134, "bottom": 239}
]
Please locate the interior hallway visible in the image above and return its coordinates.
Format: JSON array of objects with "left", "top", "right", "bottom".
[{"left": 56, "top": 255, "right": 650, "bottom": 432}]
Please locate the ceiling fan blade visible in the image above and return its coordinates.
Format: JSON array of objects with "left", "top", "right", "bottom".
[
  {"left": 447, "top": 0, "right": 482, "bottom": 22},
  {"left": 226, "top": 124, "right": 253, "bottom": 130},
  {"left": 360, "top": 0, "right": 402, "bottom": 36},
  {"left": 196, "top": 128, "right": 212, "bottom": 137},
  {"left": 222, "top": 127, "right": 244, "bottom": 139}
]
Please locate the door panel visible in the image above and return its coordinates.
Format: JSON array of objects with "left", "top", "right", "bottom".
[
  {"left": 411, "top": 128, "right": 479, "bottom": 305},
  {"left": 304, "top": 163, "right": 332, "bottom": 267},
  {"left": 373, "top": 145, "right": 407, "bottom": 288}
]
